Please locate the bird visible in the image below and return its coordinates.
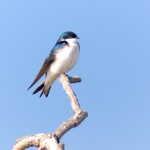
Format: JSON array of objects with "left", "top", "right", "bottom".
[{"left": 28, "top": 31, "right": 80, "bottom": 97}]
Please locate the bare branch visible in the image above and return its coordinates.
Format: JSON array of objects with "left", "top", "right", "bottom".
[
  {"left": 55, "top": 110, "right": 88, "bottom": 139},
  {"left": 59, "top": 74, "right": 81, "bottom": 113},
  {"left": 68, "top": 76, "right": 81, "bottom": 83},
  {"left": 56, "top": 73, "right": 88, "bottom": 139},
  {"left": 12, "top": 74, "right": 88, "bottom": 150}
]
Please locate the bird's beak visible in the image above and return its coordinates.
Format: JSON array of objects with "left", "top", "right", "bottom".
[{"left": 77, "top": 36, "right": 80, "bottom": 39}]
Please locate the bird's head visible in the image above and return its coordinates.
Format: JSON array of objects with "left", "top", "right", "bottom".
[{"left": 58, "top": 31, "right": 79, "bottom": 43}]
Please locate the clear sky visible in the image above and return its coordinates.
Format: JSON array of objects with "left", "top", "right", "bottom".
[{"left": 0, "top": 0, "right": 150, "bottom": 150}]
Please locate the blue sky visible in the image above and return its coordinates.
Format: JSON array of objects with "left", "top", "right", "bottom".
[{"left": 0, "top": 0, "right": 150, "bottom": 149}]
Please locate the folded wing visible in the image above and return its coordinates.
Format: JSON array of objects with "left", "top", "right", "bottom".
[{"left": 28, "top": 53, "right": 54, "bottom": 90}]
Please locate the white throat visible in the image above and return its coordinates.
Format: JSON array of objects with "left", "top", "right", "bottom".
[{"left": 65, "top": 38, "right": 78, "bottom": 44}]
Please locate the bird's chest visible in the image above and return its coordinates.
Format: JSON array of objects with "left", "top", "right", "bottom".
[{"left": 51, "top": 43, "right": 79, "bottom": 73}]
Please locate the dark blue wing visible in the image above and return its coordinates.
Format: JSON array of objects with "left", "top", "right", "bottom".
[
  {"left": 51, "top": 41, "right": 68, "bottom": 53},
  {"left": 28, "top": 52, "right": 54, "bottom": 90},
  {"left": 28, "top": 41, "right": 68, "bottom": 90}
]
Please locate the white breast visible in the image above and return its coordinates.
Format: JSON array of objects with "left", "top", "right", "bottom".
[{"left": 50, "top": 39, "right": 79, "bottom": 75}]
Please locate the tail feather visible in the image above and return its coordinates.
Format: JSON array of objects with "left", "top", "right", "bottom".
[
  {"left": 32, "top": 72, "right": 57, "bottom": 97},
  {"left": 39, "top": 90, "right": 44, "bottom": 97},
  {"left": 42, "top": 86, "right": 51, "bottom": 97},
  {"left": 32, "top": 81, "right": 52, "bottom": 97},
  {"left": 33, "top": 81, "right": 44, "bottom": 95}
]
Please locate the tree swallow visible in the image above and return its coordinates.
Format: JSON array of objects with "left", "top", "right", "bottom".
[{"left": 28, "top": 31, "right": 80, "bottom": 97}]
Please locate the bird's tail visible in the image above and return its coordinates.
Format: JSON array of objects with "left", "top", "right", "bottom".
[
  {"left": 32, "top": 73, "right": 57, "bottom": 97},
  {"left": 32, "top": 81, "right": 51, "bottom": 97}
]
